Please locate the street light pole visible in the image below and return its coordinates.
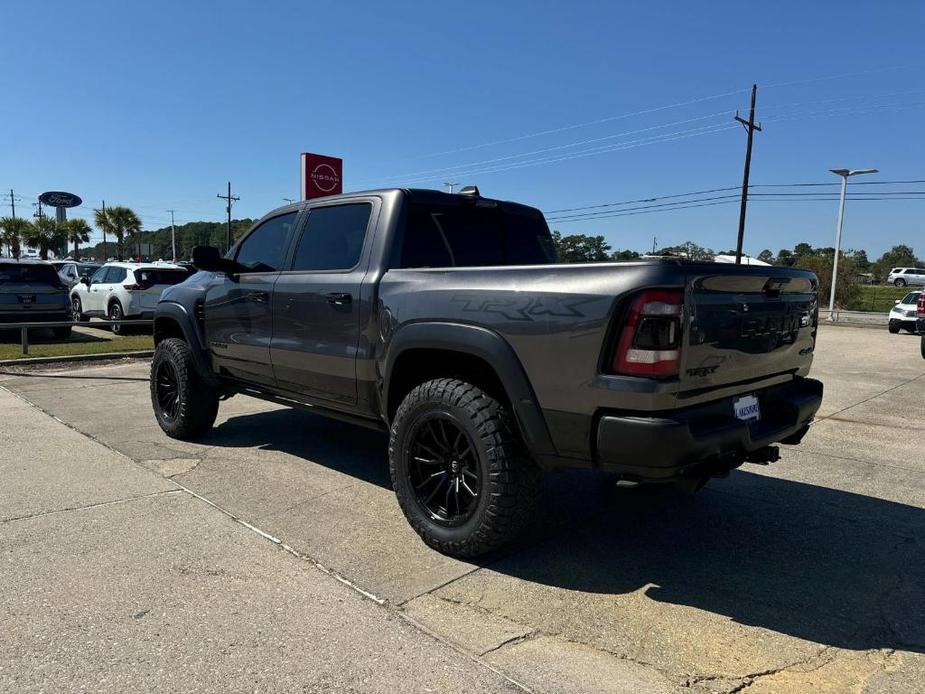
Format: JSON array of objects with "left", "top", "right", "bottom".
[{"left": 827, "top": 168, "right": 878, "bottom": 321}]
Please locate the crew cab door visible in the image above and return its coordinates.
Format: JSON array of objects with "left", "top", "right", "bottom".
[
  {"left": 203, "top": 211, "right": 299, "bottom": 386},
  {"left": 270, "top": 200, "right": 377, "bottom": 405}
]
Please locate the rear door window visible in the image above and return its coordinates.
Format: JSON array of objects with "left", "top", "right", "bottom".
[
  {"left": 104, "top": 267, "right": 127, "bottom": 284},
  {"left": 290, "top": 203, "right": 372, "bottom": 271}
]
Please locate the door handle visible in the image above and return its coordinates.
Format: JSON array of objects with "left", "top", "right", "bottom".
[
  {"left": 250, "top": 290, "right": 269, "bottom": 303},
  {"left": 326, "top": 292, "right": 352, "bottom": 305}
]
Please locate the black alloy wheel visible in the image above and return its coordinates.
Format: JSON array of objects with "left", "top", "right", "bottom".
[
  {"left": 407, "top": 413, "right": 482, "bottom": 525},
  {"left": 154, "top": 359, "right": 181, "bottom": 422}
]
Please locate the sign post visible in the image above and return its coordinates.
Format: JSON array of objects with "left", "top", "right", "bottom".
[{"left": 301, "top": 153, "right": 343, "bottom": 200}]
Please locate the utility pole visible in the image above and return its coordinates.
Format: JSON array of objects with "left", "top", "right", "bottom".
[
  {"left": 444, "top": 182, "right": 458, "bottom": 194},
  {"left": 734, "top": 84, "right": 762, "bottom": 264},
  {"left": 167, "top": 209, "right": 177, "bottom": 261},
  {"left": 652, "top": 236, "right": 657, "bottom": 254},
  {"left": 217, "top": 182, "right": 240, "bottom": 252},
  {"left": 101, "top": 200, "right": 107, "bottom": 260},
  {"left": 7, "top": 189, "right": 19, "bottom": 218}
]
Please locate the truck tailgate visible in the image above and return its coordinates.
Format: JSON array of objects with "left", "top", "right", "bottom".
[{"left": 681, "top": 270, "right": 817, "bottom": 394}]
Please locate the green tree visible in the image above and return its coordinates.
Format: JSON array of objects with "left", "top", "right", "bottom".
[
  {"left": 756, "top": 249, "right": 775, "bottom": 264},
  {"left": 793, "top": 251, "right": 860, "bottom": 310},
  {"left": 656, "top": 241, "right": 714, "bottom": 261},
  {"left": 776, "top": 249, "right": 795, "bottom": 266},
  {"left": 551, "top": 230, "right": 611, "bottom": 262},
  {"left": 1, "top": 217, "right": 31, "bottom": 258},
  {"left": 23, "top": 217, "right": 67, "bottom": 260},
  {"left": 94, "top": 205, "right": 141, "bottom": 261},
  {"left": 611, "top": 249, "right": 640, "bottom": 261},
  {"left": 793, "top": 242, "right": 815, "bottom": 258},
  {"left": 62, "top": 218, "right": 92, "bottom": 258}
]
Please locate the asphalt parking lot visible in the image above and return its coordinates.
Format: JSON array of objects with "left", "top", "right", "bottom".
[{"left": 1, "top": 325, "right": 923, "bottom": 693}]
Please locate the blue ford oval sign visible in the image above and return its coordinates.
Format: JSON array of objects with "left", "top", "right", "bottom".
[{"left": 38, "top": 191, "right": 82, "bottom": 208}]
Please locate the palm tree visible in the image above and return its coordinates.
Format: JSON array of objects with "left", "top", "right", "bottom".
[
  {"left": 94, "top": 205, "right": 141, "bottom": 261},
  {"left": 63, "top": 218, "right": 92, "bottom": 258},
  {"left": 23, "top": 217, "right": 67, "bottom": 260},
  {"left": 0, "top": 217, "right": 31, "bottom": 258}
]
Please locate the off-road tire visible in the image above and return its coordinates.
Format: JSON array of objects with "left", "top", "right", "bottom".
[
  {"left": 52, "top": 325, "right": 72, "bottom": 340},
  {"left": 150, "top": 338, "right": 219, "bottom": 439},
  {"left": 389, "top": 378, "right": 541, "bottom": 558}
]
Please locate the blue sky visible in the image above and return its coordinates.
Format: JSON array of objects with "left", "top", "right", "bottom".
[{"left": 2, "top": 0, "right": 924, "bottom": 259}]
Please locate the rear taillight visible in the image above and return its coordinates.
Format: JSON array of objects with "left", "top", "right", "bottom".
[
  {"left": 918, "top": 295, "right": 925, "bottom": 316},
  {"left": 123, "top": 283, "right": 150, "bottom": 291},
  {"left": 613, "top": 289, "right": 684, "bottom": 377}
]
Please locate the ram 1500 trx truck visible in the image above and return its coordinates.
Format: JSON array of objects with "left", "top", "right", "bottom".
[{"left": 150, "top": 187, "right": 823, "bottom": 557}]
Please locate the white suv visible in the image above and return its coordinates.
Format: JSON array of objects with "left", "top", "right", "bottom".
[
  {"left": 887, "top": 267, "right": 925, "bottom": 287},
  {"left": 70, "top": 262, "right": 191, "bottom": 332},
  {"left": 888, "top": 291, "right": 922, "bottom": 334}
]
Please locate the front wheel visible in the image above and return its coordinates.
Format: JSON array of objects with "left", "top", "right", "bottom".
[
  {"left": 889, "top": 320, "right": 901, "bottom": 334},
  {"left": 150, "top": 338, "right": 219, "bottom": 439},
  {"left": 389, "top": 378, "right": 541, "bottom": 558},
  {"left": 71, "top": 295, "right": 85, "bottom": 322}
]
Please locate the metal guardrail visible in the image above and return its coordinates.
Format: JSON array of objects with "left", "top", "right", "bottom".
[{"left": 2, "top": 319, "right": 153, "bottom": 355}]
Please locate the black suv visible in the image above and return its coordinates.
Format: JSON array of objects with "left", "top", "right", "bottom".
[{"left": 0, "top": 259, "right": 72, "bottom": 338}]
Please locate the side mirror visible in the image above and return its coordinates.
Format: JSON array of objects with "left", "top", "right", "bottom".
[
  {"left": 80, "top": 276, "right": 91, "bottom": 287},
  {"left": 894, "top": 299, "right": 902, "bottom": 305}
]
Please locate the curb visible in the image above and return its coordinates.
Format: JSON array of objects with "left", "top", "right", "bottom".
[{"left": 0, "top": 350, "right": 154, "bottom": 367}]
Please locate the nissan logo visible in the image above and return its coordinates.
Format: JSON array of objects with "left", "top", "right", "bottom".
[{"left": 310, "top": 164, "right": 340, "bottom": 193}]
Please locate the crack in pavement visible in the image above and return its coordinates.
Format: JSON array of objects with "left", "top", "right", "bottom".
[
  {"left": 1, "top": 489, "right": 182, "bottom": 524},
  {"left": 813, "top": 371, "right": 925, "bottom": 423}
]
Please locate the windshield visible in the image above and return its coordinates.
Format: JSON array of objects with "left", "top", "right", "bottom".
[
  {"left": 901, "top": 292, "right": 921, "bottom": 304},
  {"left": 0, "top": 264, "right": 65, "bottom": 287}
]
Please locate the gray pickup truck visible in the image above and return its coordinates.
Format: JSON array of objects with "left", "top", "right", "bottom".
[{"left": 150, "top": 187, "right": 823, "bottom": 557}]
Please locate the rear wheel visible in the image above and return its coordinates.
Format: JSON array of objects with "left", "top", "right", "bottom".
[
  {"left": 150, "top": 338, "right": 219, "bottom": 439},
  {"left": 108, "top": 300, "right": 124, "bottom": 334},
  {"left": 389, "top": 378, "right": 541, "bottom": 558},
  {"left": 894, "top": 278, "right": 907, "bottom": 287}
]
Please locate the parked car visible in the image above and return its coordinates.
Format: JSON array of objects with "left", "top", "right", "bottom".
[
  {"left": 0, "top": 258, "right": 72, "bottom": 338},
  {"left": 71, "top": 262, "right": 190, "bottom": 333},
  {"left": 54, "top": 261, "right": 102, "bottom": 288},
  {"left": 888, "top": 291, "right": 922, "bottom": 333},
  {"left": 887, "top": 267, "right": 925, "bottom": 287},
  {"left": 149, "top": 187, "right": 823, "bottom": 557}
]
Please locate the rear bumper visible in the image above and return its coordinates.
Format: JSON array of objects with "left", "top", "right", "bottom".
[
  {"left": 595, "top": 377, "right": 823, "bottom": 480},
  {"left": 0, "top": 311, "right": 71, "bottom": 324}
]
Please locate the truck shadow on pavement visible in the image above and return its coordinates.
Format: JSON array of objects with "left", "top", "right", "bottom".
[{"left": 204, "top": 408, "right": 923, "bottom": 655}]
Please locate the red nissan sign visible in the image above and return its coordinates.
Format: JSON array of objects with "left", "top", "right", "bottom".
[{"left": 301, "top": 152, "right": 343, "bottom": 200}]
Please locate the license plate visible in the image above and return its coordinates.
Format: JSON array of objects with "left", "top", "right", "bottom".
[
  {"left": 734, "top": 394, "right": 761, "bottom": 422},
  {"left": 18, "top": 295, "right": 35, "bottom": 305}
]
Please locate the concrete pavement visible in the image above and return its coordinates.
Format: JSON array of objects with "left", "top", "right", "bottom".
[{"left": 1, "top": 325, "right": 923, "bottom": 692}]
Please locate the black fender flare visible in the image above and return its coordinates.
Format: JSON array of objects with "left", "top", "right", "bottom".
[
  {"left": 382, "top": 321, "right": 556, "bottom": 457},
  {"left": 153, "top": 302, "right": 214, "bottom": 383}
]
